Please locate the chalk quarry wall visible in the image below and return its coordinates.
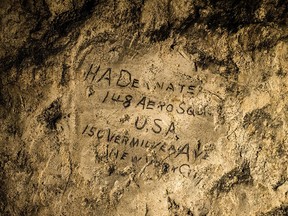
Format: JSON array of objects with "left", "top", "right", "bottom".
[{"left": 1, "top": 0, "right": 288, "bottom": 215}]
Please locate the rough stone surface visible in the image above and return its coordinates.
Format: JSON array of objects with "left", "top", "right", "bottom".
[{"left": 1, "top": 0, "right": 288, "bottom": 215}]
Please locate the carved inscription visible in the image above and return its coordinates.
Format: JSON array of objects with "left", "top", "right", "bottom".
[{"left": 77, "top": 62, "right": 219, "bottom": 177}]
